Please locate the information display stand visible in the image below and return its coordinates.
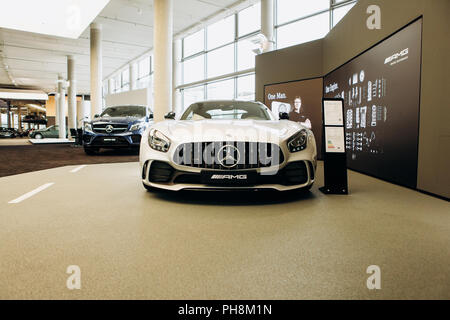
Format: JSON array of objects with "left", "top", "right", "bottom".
[{"left": 319, "top": 98, "right": 348, "bottom": 195}]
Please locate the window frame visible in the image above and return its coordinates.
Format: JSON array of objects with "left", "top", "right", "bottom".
[{"left": 274, "top": 0, "right": 357, "bottom": 50}]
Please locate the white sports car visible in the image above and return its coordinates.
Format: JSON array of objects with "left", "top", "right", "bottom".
[{"left": 140, "top": 100, "right": 317, "bottom": 192}]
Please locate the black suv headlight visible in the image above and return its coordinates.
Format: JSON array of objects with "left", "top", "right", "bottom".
[
  {"left": 287, "top": 129, "right": 308, "bottom": 153},
  {"left": 84, "top": 123, "right": 93, "bottom": 133},
  {"left": 129, "top": 122, "right": 145, "bottom": 132},
  {"left": 148, "top": 129, "right": 171, "bottom": 152}
]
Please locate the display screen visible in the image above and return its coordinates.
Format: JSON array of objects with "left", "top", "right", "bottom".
[
  {"left": 264, "top": 78, "right": 324, "bottom": 158},
  {"left": 324, "top": 19, "right": 422, "bottom": 188}
]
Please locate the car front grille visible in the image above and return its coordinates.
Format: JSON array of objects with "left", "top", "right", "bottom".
[
  {"left": 92, "top": 123, "right": 129, "bottom": 134},
  {"left": 173, "top": 141, "right": 285, "bottom": 170}
]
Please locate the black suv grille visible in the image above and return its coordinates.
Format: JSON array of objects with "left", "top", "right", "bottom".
[
  {"left": 93, "top": 123, "right": 128, "bottom": 134},
  {"left": 173, "top": 141, "right": 285, "bottom": 170}
]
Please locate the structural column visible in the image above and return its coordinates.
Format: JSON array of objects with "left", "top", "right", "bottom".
[
  {"left": 57, "top": 74, "right": 66, "bottom": 139},
  {"left": 153, "top": 0, "right": 173, "bottom": 122},
  {"left": 67, "top": 55, "right": 77, "bottom": 132},
  {"left": 261, "top": 0, "right": 274, "bottom": 52},
  {"left": 108, "top": 78, "right": 114, "bottom": 95},
  {"left": 55, "top": 92, "right": 60, "bottom": 126},
  {"left": 18, "top": 107, "right": 22, "bottom": 131},
  {"left": 172, "top": 38, "right": 182, "bottom": 115},
  {"left": 7, "top": 101, "right": 11, "bottom": 128},
  {"left": 90, "top": 23, "right": 102, "bottom": 119},
  {"left": 77, "top": 95, "right": 85, "bottom": 127},
  {"left": 130, "top": 63, "right": 138, "bottom": 91}
]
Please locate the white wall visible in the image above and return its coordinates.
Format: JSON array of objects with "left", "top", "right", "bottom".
[{"left": 105, "top": 88, "right": 152, "bottom": 110}]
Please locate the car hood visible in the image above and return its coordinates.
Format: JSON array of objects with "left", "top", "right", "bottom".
[
  {"left": 150, "top": 120, "right": 308, "bottom": 144},
  {"left": 91, "top": 116, "right": 144, "bottom": 124}
]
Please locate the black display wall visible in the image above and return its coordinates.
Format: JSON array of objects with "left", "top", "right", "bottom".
[{"left": 324, "top": 19, "right": 422, "bottom": 189}]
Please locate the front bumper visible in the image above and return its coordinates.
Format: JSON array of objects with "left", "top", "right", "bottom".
[
  {"left": 83, "top": 131, "right": 142, "bottom": 148},
  {"left": 141, "top": 159, "right": 315, "bottom": 191},
  {"left": 140, "top": 137, "right": 317, "bottom": 191}
]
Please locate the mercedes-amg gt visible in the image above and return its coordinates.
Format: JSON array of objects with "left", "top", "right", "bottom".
[{"left": 140, "top": 100, "right": 317, "bottom": 191}]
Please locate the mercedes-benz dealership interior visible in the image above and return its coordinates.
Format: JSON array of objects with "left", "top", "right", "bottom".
[{"left": 0, "top": 0, "right": 449, "bottom": 307}]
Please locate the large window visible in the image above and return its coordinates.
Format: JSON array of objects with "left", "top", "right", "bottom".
[
  {"left": 114, "top": 74, "right": 121, "bottom": 93},
  {"left": 121, "top": 68, "right": 130, "bottom": 91},
  {"left": 277, "top": 0, "right": 329, "bottom": 25},
  {"left": 207, "top": 78, "right": 235, "bottom": 100},
  {"left": 237, "top": 74, "right": 255, "bottom": 101},
  {"left": 179, "top": 0, "right": 356, "bottom": 112},
  {"left": 183, "top": 54, "right": 205, "bottom": 84},
  {"left": 181, "top": 3, "right": 262, "bottom": 111},
  {"left": 238, "top": 2, "right": 261, "bottom": 36},
  {"left": 207, "top": 44, "right": 234, "bottom": 78},
  {"left": 237, "top": 38, "right": 257, "bottom": 71},
  {"left": 137, "top": 56, "right": 151, "bottom": 89},
  {"left": 183, "top": 85, "right": 205, "bottom": 109},
  {"left": 276, "top": 0, "right": 357, "bottom": 49},
  {"left": 207, "top": 15, "right": 235, "bottom": 50},
  {"left": 183, "top": 30, "right": 204, "bottom": 58},
  {"left": 277, "top": 11, "right": 329, "bottom": 49}
]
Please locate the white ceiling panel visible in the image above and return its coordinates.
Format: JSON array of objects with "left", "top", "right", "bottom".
[{"left": 0, "top": 0, "right": 248, "bottom": 94}]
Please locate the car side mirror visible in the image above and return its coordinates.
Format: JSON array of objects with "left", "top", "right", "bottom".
[
  {"left": 94, "top": 114, "right": 100, "bottom": 118},
  {"left": 149, "top": 114, "right": 154, "bottom": 120},
  {"left": 279, "top": 112, "right": 290, "bottom": 120},
  {"left": 164, "top": 112, "right": 175, "bottom": 120}
]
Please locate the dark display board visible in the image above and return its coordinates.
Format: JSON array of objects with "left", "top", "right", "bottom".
[
  {"left": 324, "top": 19, "right": 422, "bottom": 188},
  {"left": 264, "top": 78, "right": 324, "bottom": 158}
]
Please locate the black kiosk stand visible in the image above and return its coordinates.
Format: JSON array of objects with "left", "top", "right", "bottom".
[{"left": 319, "top": 98, "right": 348, "bottom": 195}]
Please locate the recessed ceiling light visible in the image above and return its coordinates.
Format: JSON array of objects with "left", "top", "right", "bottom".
[{"left": 0, "top": 0, "right": 110, "bottom": 39}]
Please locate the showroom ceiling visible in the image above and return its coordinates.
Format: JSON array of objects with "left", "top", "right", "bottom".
[{"left": 0, "top": 0, "right": 245, "bottom": 95}]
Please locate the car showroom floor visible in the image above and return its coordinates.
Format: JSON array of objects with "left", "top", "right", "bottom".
[{"left": 0, "top": 162, "right": 449, "bottom": 300}]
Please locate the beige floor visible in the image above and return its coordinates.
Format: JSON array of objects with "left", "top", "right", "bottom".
[
  {"left": 0, "top": 138, "right": 31, "bottom": 146},
  {"left": 0, "top": 162, "right": 448, "bottom": 300}
]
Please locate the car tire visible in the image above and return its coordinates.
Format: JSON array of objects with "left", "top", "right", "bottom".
[
  {"left": 34, "top": 133, "right": 43, "bottom": 139},
  {"left": 84, "top": 147, "right": 99, "bottom": 155}
]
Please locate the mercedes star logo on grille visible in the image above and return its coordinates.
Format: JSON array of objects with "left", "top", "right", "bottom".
[
  {"left": 105, "top": 125, "right": 114, "bottom": 133},
  {"left": 217, "top": 145, "right": 240, "bottom": 168}
]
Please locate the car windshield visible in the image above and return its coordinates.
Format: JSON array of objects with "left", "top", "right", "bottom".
[
  {"left": 100, "top": 106, "right": 147, "bottom": 118},
  {"left": 180, "top": 101, "right": 274, "bottom": 121}
]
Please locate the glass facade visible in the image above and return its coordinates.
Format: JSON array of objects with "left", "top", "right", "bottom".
[
  {"left": 105, "top": 0, "right": 356, "bottom": 113},
  {"left": 276, "top": 0, "right": 357, "bottom": 49},
  {"left": 180, "top": 2, "right": 262, "bottom": 111}
]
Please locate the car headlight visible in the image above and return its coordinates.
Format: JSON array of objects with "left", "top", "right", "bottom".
[
  {"left": 287, "top": 129, "right": 308, "bottom": 153},
  {"left": 84, "top": 123, "right": 93, "bottom": 133},
  {"left": 130, "top": 122, "right": 145, "bottom": 132},
  {"left": 148, "top": 129, "right": 171, "bottom": 152}
]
